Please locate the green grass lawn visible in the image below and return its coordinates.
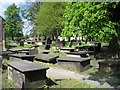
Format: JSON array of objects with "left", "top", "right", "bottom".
[{"left": 49, "top": 78, "right": 98, "bottom": 88}]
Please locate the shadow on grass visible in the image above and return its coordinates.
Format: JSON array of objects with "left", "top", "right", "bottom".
[
  {"left": 87, "top": 71, "right": 120, "bottom": 88},
  {"left": 46, "top": 78, "right": 58, "bottom": 86}
]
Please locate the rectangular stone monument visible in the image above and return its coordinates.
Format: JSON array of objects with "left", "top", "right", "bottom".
[
  {"left": 67, "top": 51, "right": 94, "bottom": 57},
  {"left": 34, "top": 53, "right": 59, "bottom": 63},
  {"left": 8, "top": 60, "right": 49, "bottom": 89},
  {"left": 1, "top": 51, "right": 15, "bottom": 59},
  {"left": 9, "top": 54, "right": 35, "bottom": 62},
  {"left": 60, "top": 47, "right": 75, "bottom": 52},
  {"left": 57, "top": 56, "right": 91, "bottom": 72}
]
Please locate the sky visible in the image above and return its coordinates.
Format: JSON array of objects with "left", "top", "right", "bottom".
[{"left": 0, "top": 0, "right": 32, "bottom": 35}]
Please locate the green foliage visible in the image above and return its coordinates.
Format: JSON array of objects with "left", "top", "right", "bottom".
[
  {"left": 4, "top": 3, "right": 23, "bottom": 40},
  {"left": 62, "top": 2, "right": 120, "bottom": 41},
  {"left": 34, "top": 2, "right": 66, "bottom": 38},
  {"left": 21, "top": 1, "right": 42, "bottom": 24}
]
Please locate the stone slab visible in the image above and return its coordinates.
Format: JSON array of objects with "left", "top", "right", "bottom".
[
  {"left": 8, "top": 60, "right": 49, "bottom": 73},
  {"left": 34, "top": 53, "right": 59, "bottom": 63},
  {"left": 9, "top": 54, "right": 35, "bottom": 61},
  {"left": 57, "top": 56, "right": 91, "bottom": 62},
  {"left": 8, "top": 60, "right": 49, "bottom": 88}
]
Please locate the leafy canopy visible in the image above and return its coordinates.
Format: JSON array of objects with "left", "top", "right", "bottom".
[
  {"left": 62, "top": 2, "right": 120, "bottom": 41},
  {"left": 34, "top": 2, "right": 66, "bottom": 37},
  {"left": 4, "top": 3, "right": 23, "bottom": 40}
]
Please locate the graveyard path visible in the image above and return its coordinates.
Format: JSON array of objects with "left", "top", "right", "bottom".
[{"left": 46, "top": 66, "right": 115, "bottom": 88}]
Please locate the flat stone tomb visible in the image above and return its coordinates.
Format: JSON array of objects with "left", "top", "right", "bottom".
[
  {"left": 8, "top": 60, "right": 49, "bottom": 88},
  {"left": 1, "top": 51, "right": 15, "bottom": 59},
  {"left": 98, "top": 61, "right": 120, "bottom": 73},
  {"left": 9, "top": 54, "right": 35, "bottom": 62},
  {"left": 34, "top": 53, "right": 59, "bottom": 63},
  {"left": 8, "top": 49, "right": 22, "bottom": 53},
  {"left": 17, "top": 50, "right": 29, "bottom": 55},
  {"left": 60, "top": 47, "right": 75, "bottom": 52},
  {"left": 66, "top": 51, "right": 94, "bottom": 57},
  {"left": 57, "top": 56, "right": 91, "bottom": 72}
]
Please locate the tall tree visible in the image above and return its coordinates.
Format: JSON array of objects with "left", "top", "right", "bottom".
[
  {"left": 62, "top": 2, "right": 120, "bottom": 51},
  {"left": 21, "top": 1, "right": 42, "bottom": 35},
  {"left": 4, "top": 3, "right": 23, "bottom": 40},
  {"left": 34, "top": 2, "right": 66, "bottom": 40}
]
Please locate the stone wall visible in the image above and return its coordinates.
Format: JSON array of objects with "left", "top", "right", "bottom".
[{"left": 0, "top": 16, "right": 5, "bottom": 51}]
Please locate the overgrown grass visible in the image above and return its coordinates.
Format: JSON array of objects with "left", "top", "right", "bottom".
[{"left": 2, "top": 70, "right": 17, "bottom": 88}]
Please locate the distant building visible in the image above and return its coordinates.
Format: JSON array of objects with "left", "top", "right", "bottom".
[{"left": 0, "top": 16, "right": 5, "bottom": 50}]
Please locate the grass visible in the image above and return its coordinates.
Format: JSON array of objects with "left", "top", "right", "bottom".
[
  {"left": 49, "top": 78, "right": 97, "bottom": 88},
  {"left": 2, "top": 70, "right": 17, "bottom": 88},
  {"left": 3, "top": 40, "right": 120, "bottom": 88}
]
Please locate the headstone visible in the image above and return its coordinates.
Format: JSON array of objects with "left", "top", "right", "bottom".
[
  {"left": 62, "top": 39, "right": 66, "bottom": 47},
  {"left": 56, "top": 39, "right": 61, "bottom": 50},
  {"left": 7, "top": 60, "right": 49, "bottom": 89},
  {"left": 20, "top": 40, "right": 24, "bottom": 46},
  {"left": 45, "top": 37, "right": 51, "bottom": 50}
]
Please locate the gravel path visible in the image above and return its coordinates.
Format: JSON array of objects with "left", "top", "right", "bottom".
[{"left": 47, "top": 66, "right": 116, "bottom": 88}]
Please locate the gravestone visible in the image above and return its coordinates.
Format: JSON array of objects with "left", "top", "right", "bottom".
[
  {"left": 98, "top": 61, "right": 120, "bottom": 73},
  {"left": 57, "top": 57, "right": 91, "bottom": 72},
  {"left": 34, "top": 53, "right": 59, "bottom": 63},
  {"left": 1, "top": 51, "right": 15, "bottom": 59},
  {"left": 56, "top": 39, "right": 61, "bottom": 50},
  {"left": 45, "top": 37, "right": 51, "bottom": 50},
  {"left": 94, "top": 42, "right": 101, "bottom": 52},
  {"left": 8, "top": 60, "right": 49, "bottom": 89},
  {"left": 20, "top": 40, "right": 24, "bottom": 46},
  {"left": 62, "top": 39, "right": 66, "bottom": 47},
  {"left": 9, "top": 54, "right": 35, "bottom": 62}
]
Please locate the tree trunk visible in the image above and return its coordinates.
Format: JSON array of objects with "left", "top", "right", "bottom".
[
  {"left": 12, "top": 36, "right": 14, "bottom": 41},
  {"left": 108, "top": 35, "right": 119, "bottom": 55}
]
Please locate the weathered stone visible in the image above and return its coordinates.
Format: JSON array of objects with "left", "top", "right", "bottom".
[
  {"left": 60, "top": 48, "right": 75, "bottom": 52},
  {"left": 98, "top": 61, "right": 120, "bottom": 73},
  {"left": 0, "top": 16, "right": 5, "bottom": 51},
  {"left": 20, "top": 40, "right": 24, "bottom": 46},
  {"left": 57, "top": 57, "right": 91, "bottom": 72},
  {"left": 67, "top": 51, "right": 94, "bottom": 57},
  {"left": 1, "top": 51, "right": 15, "bottom": 59},
  {"left": 34, "top": 54, "right": 59, "bottom": 63},
  {"left": 9, "top": 54, "right": 35, "bottom": 62},
  {"left": 7, "top": 60, "right": 49, "bottom": 89}
]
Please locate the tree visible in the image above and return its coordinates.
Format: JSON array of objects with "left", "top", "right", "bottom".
[
  {"left": 34, "top": 2, "right": 66, "bottom": 40},
  {"left": 4, "top": 3, "right": 23, "bottom": 40},
  {"left": 62, "top": 2, "right": 120, "bottom": 51},
  {"left": 21, "top": 1, "right": 42, "bottom": 35}
]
